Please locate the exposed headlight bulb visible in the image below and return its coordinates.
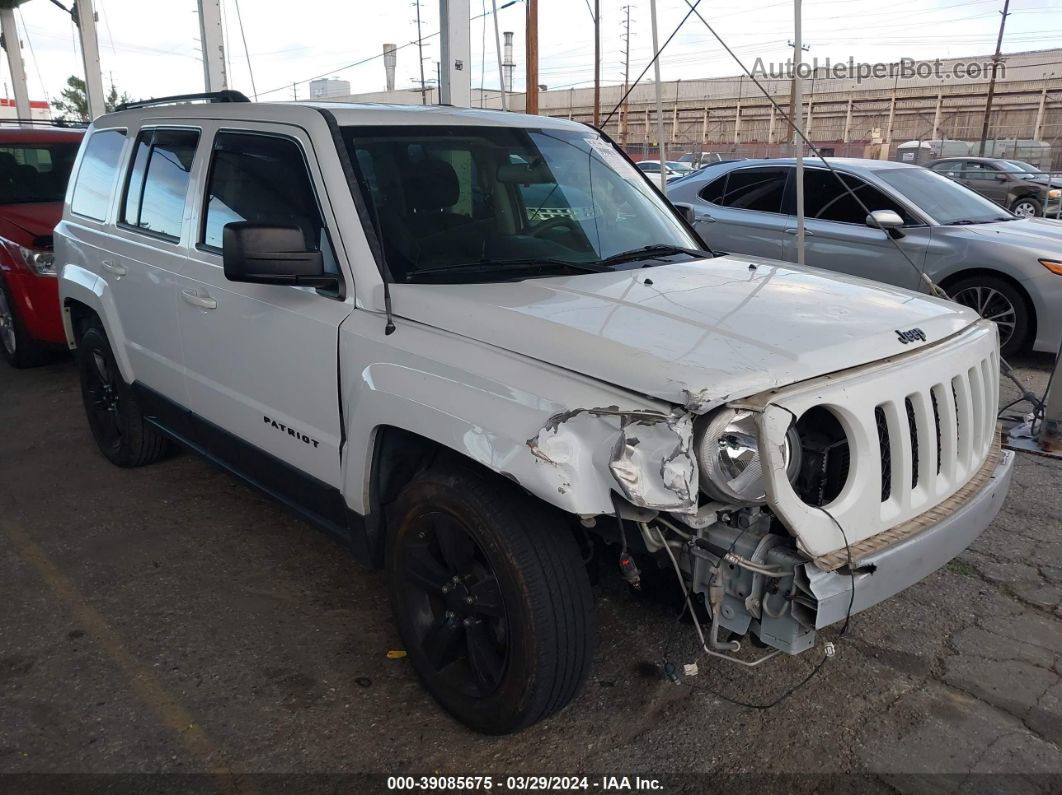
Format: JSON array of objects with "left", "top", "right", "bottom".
[{"left": 694, "top": 408, "right": 801, "bottom": 504}]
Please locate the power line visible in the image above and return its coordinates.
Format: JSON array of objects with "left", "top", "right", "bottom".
[
  {"left": 602, "top": 0, "right": 704, "bottom": 127},
  {"left": 16, "top": 8, "right": 48, "bottom": 102},
  {"left": 96, "top": 0, "right": 118, "bottom": 59},
  {"left": 232, "top": 0, "right": 257, "bottom": 100},
  {"left": 678, "top": 0, "right": 944, "bottom": 298},
  {"left": 255, "top": 0, "right": 521, "bottom": 100}
]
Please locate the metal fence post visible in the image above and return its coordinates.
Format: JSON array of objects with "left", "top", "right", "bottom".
[{"left": 1037, "top": 343, "right": 1062, "bottom": 453}]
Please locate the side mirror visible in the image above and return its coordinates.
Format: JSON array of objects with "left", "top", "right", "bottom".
[
  {"left": 866, "top": 209, "right": 906, "bottom": 239},
  {"left": 996, "top": 173, "right": 1008, "bottom": 182},
  {"left": 672, "top": 202, "right": 697, "bottom": 225},
  {"left": 222, "top": 223, "right": 336, "bottom": 289}
]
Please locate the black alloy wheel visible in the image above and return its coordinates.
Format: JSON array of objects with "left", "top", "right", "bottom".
[
  {"left": 77, "top": 325, "right": 169, "bottom": 467},
  {"left": 398, "top": 510, "right": 509, "bottom": 698},
  {"left": 387, "top": 466, "right": 594, "bottom": 734}
]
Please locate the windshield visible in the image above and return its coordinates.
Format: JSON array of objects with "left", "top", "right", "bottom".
[
  {"left": 342, "top": 125, "right": 700, "bottom": 283},
  {"left": 0, "top": 142, "right": 80, "bottom": 204},
  {"left": 876, "top": 167, "right": 1015, "bottom": 225}
]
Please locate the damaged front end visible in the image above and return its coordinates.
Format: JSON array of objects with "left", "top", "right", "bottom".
[{"left": 526, "top": 406, "right": 699, "bottom": 514}]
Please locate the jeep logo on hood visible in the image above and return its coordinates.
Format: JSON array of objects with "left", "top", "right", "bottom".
[{"left": 895, "top": 327, "right": 927, "bottom": 345}]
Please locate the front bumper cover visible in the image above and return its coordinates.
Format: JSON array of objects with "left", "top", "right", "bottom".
[{"left": 804, "top": 449, "right": 1014, "bottom": 629}]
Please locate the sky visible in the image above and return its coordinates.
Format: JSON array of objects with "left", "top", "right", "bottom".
[{"left": 4, "top": 0, "right": 1062, "bottom": 109}]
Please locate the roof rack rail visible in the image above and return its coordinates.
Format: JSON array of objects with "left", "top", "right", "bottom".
[{"left": 115, "top": 90, "right": 251, "bottom": 112}]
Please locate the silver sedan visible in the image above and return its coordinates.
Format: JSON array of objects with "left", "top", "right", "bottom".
[{"left": 666, "top": 158, "right": 1062, "bottom": 355}]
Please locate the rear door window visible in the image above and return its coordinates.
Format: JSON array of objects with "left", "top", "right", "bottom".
[
  {"left": 718, "top": 167, "right": 788, "bottom": 213},
  {"left": 121, "top": 128, "right": 200, "bottom": 241},
  {"left": 70, "top": 129, "right": 126, "bottom": 220}
]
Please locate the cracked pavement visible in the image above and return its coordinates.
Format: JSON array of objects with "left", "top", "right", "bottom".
[{"left": 0, "top": 353, "right": 1059, "bottom": 790}]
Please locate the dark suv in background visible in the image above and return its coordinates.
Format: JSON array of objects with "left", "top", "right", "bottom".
[{"left": 924, "top": 157, "right": 1061, "bottom": 218}]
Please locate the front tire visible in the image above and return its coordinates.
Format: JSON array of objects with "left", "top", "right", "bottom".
[
  {"left": 386, "top": 466, "right": 594, "bottom": 734},
  {"left": 0, "top": 278, "right": 48, "bottom": 369},
  {"left": 948, "top": 275, "right": 1030, "bottom": 357},
  {"left": 1010, "top": 197, "right": 1042, "bottom": 218},
  {"left": 77, "top": 325, "right": 169, "bottom": 467}
]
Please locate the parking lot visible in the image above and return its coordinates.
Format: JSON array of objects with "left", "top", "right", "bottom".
[{"left": 1, "top": 353, "right": 1060, "bottom": 790}]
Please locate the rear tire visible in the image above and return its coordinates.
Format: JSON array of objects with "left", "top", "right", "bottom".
[
  {"left": 0, "top": 278, "right": 48, "bottom": 369},
  {"left": 77, "top": 325, "right": 169, "bottom": 467},
  {"left": 386, "top": 466, "right": 594, "bottom": 734},
  {"left": 948, "top": 274, "right": 1030, "bottom": 357}
]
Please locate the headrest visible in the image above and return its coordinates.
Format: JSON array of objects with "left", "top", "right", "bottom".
[{"left": 406, "top": 159, "right": 460, "bottom": 210}]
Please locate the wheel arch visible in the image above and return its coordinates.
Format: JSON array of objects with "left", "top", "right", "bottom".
[
  {"left": 63, "top": 297, "right": 99, "bottom": 344},
  {"left": 59, "top": 269, "right": 134, "bottom": 382},
  {"left": 356, "top": 424, "right": 588, "bottom": 568},
  {"left": 940, "top": 267, "right": 1036, "bottom": 349}
]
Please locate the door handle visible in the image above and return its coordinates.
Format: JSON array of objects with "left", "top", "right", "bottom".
[
  {"left": 181, "top": 288, "right": 218, "bottom": 310},
  {"left": 695, "top": 212, "right": 716, "bottom": 223},
  {"left": 100, "top": 260, "right": 127, "bottom": 277},
  {"left": 784, "top": 227, "right": 815, "bottom": 237}
]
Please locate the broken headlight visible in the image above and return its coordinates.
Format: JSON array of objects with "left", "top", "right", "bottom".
[
  {"left": 694, "top": 408, "right": 800, "bottom": 504},
  {"left": 19, "top": 246, "right": 56, "bottom": 276}
]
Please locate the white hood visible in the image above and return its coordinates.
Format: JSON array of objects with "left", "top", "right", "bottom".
[{"left": 391, "top": 255, "right": 980, "bottom": 412}]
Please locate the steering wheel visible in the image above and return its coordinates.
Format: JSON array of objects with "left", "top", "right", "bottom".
[{"left": 528, "top": 215, "right": 581, "bottom": 238}]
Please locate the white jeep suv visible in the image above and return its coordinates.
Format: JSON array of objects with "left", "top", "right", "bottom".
[{"left": 55, "top": 93, "right": 1013, "bottom": 734}]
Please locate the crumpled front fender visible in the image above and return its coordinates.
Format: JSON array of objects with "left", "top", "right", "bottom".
[{"left": 527, "top": 407, "right": 699, "bottom": 514}]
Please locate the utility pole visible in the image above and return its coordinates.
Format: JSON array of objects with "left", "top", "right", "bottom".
[
  {"left": 792, "top": 0, "right": 805, "bottom": 267},
  {"left": 414, "top": 1, "right": 427, "bottom": 104},
  {"left": 197, "top": 0, "right": 227, "bottom": 92},
  {"left": 439, "top": 0, "right": 471, "bottom": 107},
  {"left": 491, "top": 0, "right": 507, "bottom": 110},
  {"left": 649, "top": 0, "right": 666, "bottom": 193},
  {"left": 593, "top": 0, "right": 600, "bottom": 127},
  {"left": 0, "top": 0, "right": 31, "bottom": 121},
  {"left": 525, "top": 0, "right": 538, "bottom": 114},
  {"left": 978, "top": 0, "right": 1011, "bottom": 156},
  {"left": 786, "top": 37, "right": 809, "bottom": 158},
  {"left": 620, "top": 5, "right": 632, "bottom": 146}
]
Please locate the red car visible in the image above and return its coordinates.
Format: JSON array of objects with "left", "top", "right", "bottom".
[{"left": 0, "top": 125, "right": 84, "bottom": 367}]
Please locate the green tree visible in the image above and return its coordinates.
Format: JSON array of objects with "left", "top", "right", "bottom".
[{"left": 50, "top": 75, "right": 130, "bottom": 122}]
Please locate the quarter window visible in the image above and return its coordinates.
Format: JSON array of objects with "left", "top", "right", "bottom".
[
  {"left": 70, "top": 129, "right": 126, "bottom": 221},
  {"left": 201, "top": 132, "right": 334, "bottom": 270},
  {"left": 698, "top": 174, "right": 726, "bottom": 204},
  {"left": 121, "top": 129, "right": 200, "bottom": 241},
  {"left": 700, "top": 167, "right": 787, "bottom": 212},
  {"left": 801, "top": 169, "right": 914, "bottom": 225}
]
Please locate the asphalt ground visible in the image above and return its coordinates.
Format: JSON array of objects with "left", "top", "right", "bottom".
[{"left": 1, "top": 351, "right": 1060, "bottom": 793}]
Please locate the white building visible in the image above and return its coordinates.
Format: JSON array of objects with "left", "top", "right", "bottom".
[{"left": 309, "top": 78, "right": 352, "bottom": 99}]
